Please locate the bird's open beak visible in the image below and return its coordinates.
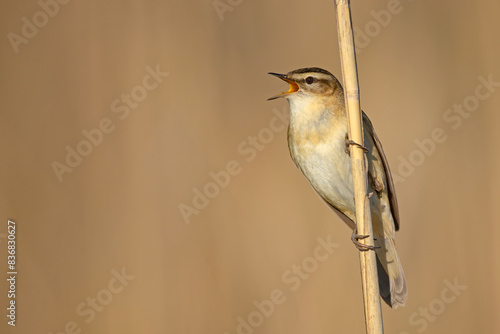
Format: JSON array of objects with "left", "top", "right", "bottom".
[{"left": 267, "top": 72, "right": 300, "bottom": 100}]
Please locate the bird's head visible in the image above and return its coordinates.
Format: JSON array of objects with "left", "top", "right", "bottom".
[{"left": 267, "top": 67, "right": 343, "bottom": 101}]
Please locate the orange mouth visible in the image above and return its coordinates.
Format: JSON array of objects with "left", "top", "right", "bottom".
[
  {"left": 267, "top": 72, "right": 300, "bottom": 100},
  {"left": 284, "top": 80, "right": 300, "bottom": 94}
]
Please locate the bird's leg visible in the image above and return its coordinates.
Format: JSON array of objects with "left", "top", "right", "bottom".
[
  {"left": 351, "top": 228, "right": 380, "bottom": 251},
  {"left": 345, "top": 134, "right": 376, "bottom": 251},
  {"left": 345, "top": 134, "right": 369, "bottom": 154}
]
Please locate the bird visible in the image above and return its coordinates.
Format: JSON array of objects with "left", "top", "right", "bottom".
[{"left": 267, "top": 67, "right": 407, "bottom": 308}]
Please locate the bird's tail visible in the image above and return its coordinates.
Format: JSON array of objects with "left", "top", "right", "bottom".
[{"left": 374, "top": 234, "right": 407, "bottom": 308}]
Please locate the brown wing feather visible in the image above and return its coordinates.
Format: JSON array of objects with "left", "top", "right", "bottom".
[{"left": 362, "top": 112, "right": 401, "bottom": 231}]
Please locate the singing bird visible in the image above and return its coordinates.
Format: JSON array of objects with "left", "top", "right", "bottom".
[{"left": 268, "top": 67, "right": 407, "bottom": 308}]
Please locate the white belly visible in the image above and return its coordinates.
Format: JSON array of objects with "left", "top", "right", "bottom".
[{"left": 290, "top": 132, "right": 356, "bottom": 215}]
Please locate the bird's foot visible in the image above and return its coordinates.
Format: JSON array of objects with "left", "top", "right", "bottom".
[
  {"left": 346, "top": 139, "right": 369, "bottom": 153},
  {"left": 351, "top": 230, "right": 380, "bottom": 251}
]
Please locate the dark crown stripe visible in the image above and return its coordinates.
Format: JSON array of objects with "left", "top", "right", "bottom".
[{"left": 288, "top": 67, "right": 334, "bottom": 76}]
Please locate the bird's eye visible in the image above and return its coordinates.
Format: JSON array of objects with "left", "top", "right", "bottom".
[{"left": 305, "top": 76, "right": 315, "bottom": 84}]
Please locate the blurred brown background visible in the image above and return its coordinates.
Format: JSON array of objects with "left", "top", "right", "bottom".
[{"left": 1, "top": 0, "right": 499, "bottom": 333}]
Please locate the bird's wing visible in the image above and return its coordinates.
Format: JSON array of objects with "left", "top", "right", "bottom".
[{"left": 362, "top": 112, "right": 401, "bottom": 231}]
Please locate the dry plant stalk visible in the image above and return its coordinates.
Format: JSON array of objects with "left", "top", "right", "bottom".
[{"left": 334, "top": 1, "right": 384, "bottom": 333}]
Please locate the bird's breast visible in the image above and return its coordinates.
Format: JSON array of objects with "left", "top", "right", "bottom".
[{"left": 288, "top": 115, "right": 356, "bottom": 214}]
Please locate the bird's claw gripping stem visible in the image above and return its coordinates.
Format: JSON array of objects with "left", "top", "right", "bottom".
[
  {"left": 351, "top": 229, "right": 380, "bottom": 251},
  {"left": 346, "top": 139, "right": 369, "bottom": 152}
]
